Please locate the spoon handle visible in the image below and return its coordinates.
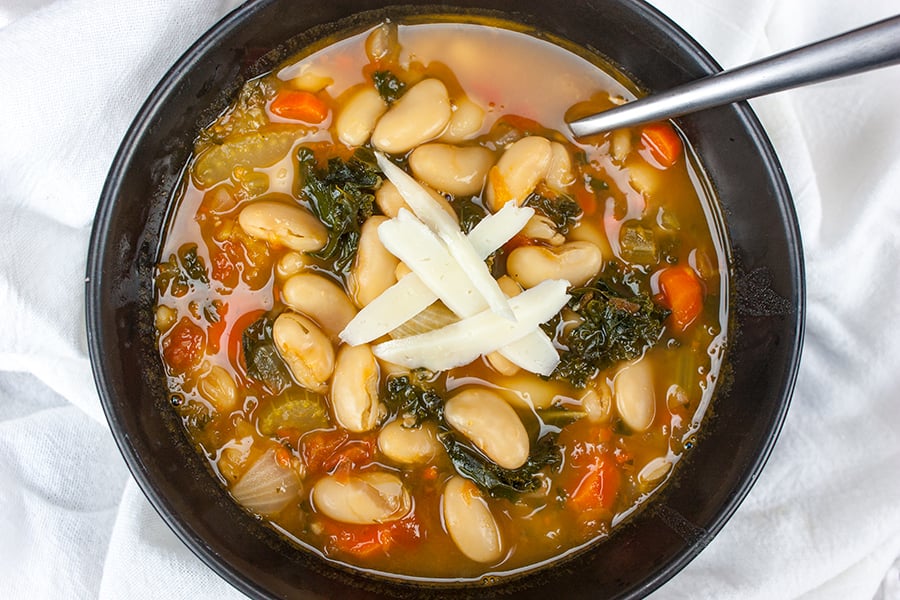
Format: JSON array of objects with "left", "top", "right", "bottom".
[{"left": 568, "top": 14, "right": 900, "bottom": 137}]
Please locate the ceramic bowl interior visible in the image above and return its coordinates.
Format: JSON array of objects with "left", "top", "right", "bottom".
[{"left": 86, "top": 1, "right": 804, "bottom": 598}]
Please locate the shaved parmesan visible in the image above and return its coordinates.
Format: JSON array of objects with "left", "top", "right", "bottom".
[
  {"left": 497, "top": 330, "right": 561, "bottom": 376},
  {"left": 339, "top": 202, "right": 534, "bottom": 346},
  {"left": 372, "top": 279, "right": 570, "bottom": 371},
  {"left": 376, "top": 152, "right": 514, "bottom": 320}
]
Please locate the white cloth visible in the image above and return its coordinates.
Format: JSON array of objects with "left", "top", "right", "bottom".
[{"left": 1, "top": 1, "right": 898, "bottom": 598}]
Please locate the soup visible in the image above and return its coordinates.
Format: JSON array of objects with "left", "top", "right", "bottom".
[{"left": 153, "top": 18, "right": 728, "bottom": 580}]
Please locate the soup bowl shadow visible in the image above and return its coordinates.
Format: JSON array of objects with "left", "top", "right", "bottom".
[{"left": 85, "top": 0, "right": 804, "bottom": 598}]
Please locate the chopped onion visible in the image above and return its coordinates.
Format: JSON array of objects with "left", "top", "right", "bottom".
[
  {"left": 389, "top": 301, "right": 458, "bottom": 339},
  {"left": 230, "top": 448, "right": 301, "bottom": 517},
  {"left": 373, "top": 279, "right": 570, "bottom": 371}
]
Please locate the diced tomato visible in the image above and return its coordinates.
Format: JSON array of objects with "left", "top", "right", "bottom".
[
  {"left": 321, "top": 435, "right": 378, "bottom": 474},
  {"left": 640, "top": 122, "right": 683, "bottom": 169},
  {"left": 657, "top": 265, "right": 704, "bottom": 331},
  {"left": 161, "top": 317, "right": 206, "bottom": 373},
  {"left": 322, "top": 515, "right": 423, "bottom": 557},
  {"left": 300, "top": 429, "right": 350, "bottom": 475},
  {"left": 270, "top": 90, "right": 330, "bottom": 123},
  {"left": 226, "top": 308, "right": 266, "bottom": 371},
  {"left": 211, "top": 245, "right": 236, "bottom": 287}
]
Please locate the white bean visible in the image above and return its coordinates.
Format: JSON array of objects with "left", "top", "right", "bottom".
[
  {"left": 442, "top": 476, "right": 503, "bottom": 563},
  {"left": 198, "top": 365, "right": 239, "bottom": 414},
  {"left": 546, "top": 142, "right": 576, "bottom": 191},
  {"left": 275, "top": 251, "right": 312, "bottom": 280},
  {"left": 506, "top": 241, "right": 603, "bottom": 289},
  {"left": 281, "top": 272, "right": 358, "bottom": 339},
  {"left": 377, "top": 420, "right": 440, "bottom": 465},
  {"left": 372, "top": 79, "right": 452, "bottom": 153},
  {"left": 312, "top": 470, "right": 410, "bottom": 525},
  {"left": 440, "top": 96, "right": 486, "bottom": 143},
  {"left": 374, "top": 180, "right": 459, "bottom": 223},
  {"left": 485, "top": 136, "right": 552, "bottom": 211},
  {"left": 348, "top": 216, "right": 399, "bottom": 307},
  {"left": 335, "top": 86, "right": 388, "bottom": 147},
  {"left": 330, "top": 344, "right": 383, "bottom": 432},
  {"left": 614, "top": 358, "right": 656, "bottom": 432},
  {"left": 521, "top": 214, "right": 564, "bottom": 246},
  {"left": 444, "top": 388, "right": 529, "bottom": 470},
  {"left": 238, "top": 200, "right": 327, "bottom": 252},
  {"left": 408, "top": 143, "right": 494, "bottom": 196},
  {"left": 273, "top": 312, "right": 335, "bottom": 393},
  {"left": 638, "top": 456, "right": 672, "bottom": 486},
  {"left": 580, "top": 380, "right": 612, "bottom": 423},
  {"left": 485, "top": 351, "right": 520, "bottom": 376}
]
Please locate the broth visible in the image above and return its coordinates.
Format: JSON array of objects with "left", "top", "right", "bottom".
[{"left": 154, "top": 19, "right": 728, "bottom": 580}]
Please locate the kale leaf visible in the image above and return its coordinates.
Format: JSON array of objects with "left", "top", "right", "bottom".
[
  {"left": 553, "top": 276, "right": 670, "bottom": 388},
  {"left": 384, "top": 373, "right": 444, "bottom": 426},
  {"left": 296, "top": 146, "right": 380, "bottom": 270},
  {"left": 372, "top": 70, "right": 406, "bottom": 104},
  {"left": 524, "top": 193, "right": 582, "bottom": 234},
  {"left": 440, "top": 432, "right": 562, "bottom": 499},
  {"left": 242, "top": 310, "right": 292, "bottom": 393},
  {"left": 156, "top": 243, "right": 209, "bottom": 297}
]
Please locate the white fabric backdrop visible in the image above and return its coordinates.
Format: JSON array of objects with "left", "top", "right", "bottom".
[{"left": 1, "top": 0, "right": 898, "bottom": 598}]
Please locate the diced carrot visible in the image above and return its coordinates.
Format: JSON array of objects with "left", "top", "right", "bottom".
[
  {"left": 640, "top": 122, "right": 683, "bottom": 168},
  {"left": 567, "top": 458, "right": 620, "bottom": 512},
  {"left": 270, "top": 90, "right": 330, "bottom": 123},
  {"left": 657, "top": 265, "right": 704, "bottom": 331}
]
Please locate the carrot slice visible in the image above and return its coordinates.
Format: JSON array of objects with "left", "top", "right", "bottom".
[
  {"left": 270, "top": 90, "right": 329, "bottom": 123},
  {"left": 640, "top": 122, "right": 683, "bottom": 168},
  {"left": 657, "top": 265, "right": 704, "bottom": 331},
  {"left": 567, "top": 458, "right": 620, "bottom": 512}
]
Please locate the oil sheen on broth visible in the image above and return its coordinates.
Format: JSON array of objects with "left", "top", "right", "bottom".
[{"left": 154, "top": 19, "right": 728, "bottom": 580}]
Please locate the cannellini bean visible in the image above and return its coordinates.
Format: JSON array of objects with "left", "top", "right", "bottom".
[
  {"left": 638, "top": 456, "right": 672, "bottom": 486},
  {"left": 546, "top": 142, "right": 576, "bottom": 191},
  {"left": 440, "top": 96, "right": 486, "bottom": 143},
  {"left": 275, "top": 251, "right": 311, "bottom": 280},
  {"left": 155, "top": 305, "right": 177, "bottom": 333},
  {"left": 506, "top": 241, "right": 603, "bottom": 289},
  {"left": 365, "top": 21, "right": 399, "bottom": 63},
  {"left": 238, "top": 200, "right": 327, "bottom": 252},
  {"left": 485, "top": 136, "right": 552, "bottom": 211},
  {"left": 348, "top": 216, "right": 399, "bottom": 307},
  {"left": 377, "top": 420, "right": 440, "bottom": 465},
  {"left": 614, "top": 359, "right": 656, "bottom": 432},
  {"left": 374, "top": 180, "right": 459, "bottom": 223},
  {"left": 273, "top": 312, "right": 335, "bottom": 393},
  {"left": 444, "top": 388, "right": 529, "bottom": 470},
  {"left": 312, "top": 470, "right": 410, "bottom": 524},
  {"left": 330, "top": 344, "right": 383, "bottom": 432},
  {"left": 394, "top": 261, "right": 412, "bottom": 280},
  {"left": 408, "top": 143, "right": 494, "bottom": 196},
  {"left": 281, "top": 272, "right": 358, "bottom": 339},
  {"left": 568, "top": 219, "right": 613, "bottom": 260},
  {"left": 581, "top": 381, "right": 612, "bottom": 423},
  {"left": 611, "top": 128, "right": 632, "bottom": 162},
  {"left": 442, "top": 476, "right": 503, "bottom": 563},
  {"left": 489, "top": 371, "right": 558, "bottom": 410},
  {"left": 628, "top": 158, "right": 663, "bottom": 195},
  {"left": 372, "top": 79, "right": 452, "bottom": 153},
  {"left": 496, "top": 275, "right": 522, "bottom": 298},
  {"left": 198, "top": 365, "right": 239, "bottom": 413},
  {"left": 287, "top": 68, "right": 333, "bottom": 93},
  {"left": 521, "top": 214, "right": 564, "bottom": 246},
  {"left": 335, "top": 86, "right": 388, "bottom": 147},
  {"left": 486, "top": 351, "right": 520, "bottom": 376}
]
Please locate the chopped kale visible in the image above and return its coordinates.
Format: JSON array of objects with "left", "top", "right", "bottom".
[
  {"left": 440, "top": 432, "right": 562, "bottom": 499},
  {"left": 241, "top": 311, "right": 292, "bottom": 393},
  {"left": 156, "top": 243, "right": 209, "bottom": 297},
  {"left": 451, "top": 197, "right": 488, "bottom": 234},
  {"left": 553, "top": 275, "right": 670, "bottom": 388},
  {"left": 372, "top": 70, "right": 407, "bottom": 103},
  {"left": 524, "top": 193, "right": 582, "bottom": 234},
  {"left": 385, "top": 373, "right": 444, "bottom": 426},
  {"left": 296, "top": 146, "right": 380, "bottom": 270}
]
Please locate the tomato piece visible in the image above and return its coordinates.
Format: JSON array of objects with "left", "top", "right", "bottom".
[
  {"left": 322, "top": 515, "right": 423, "bottom": 557},
  {"left": 567, "top": 457, "right": 621, "bottom": 512},
  {"left": 300, "top": 430, "right": 350, "bottom": 475},
  {"left": 657, "top": 265, "right": 704, "bottom": 331},
  {"left": 270, "top": 90, "right": 330, "bottom": 123},
  {"left": 162, "top": 317, "right": 206, "bottom": 373},
  {"left": 640, "top": 122, "right": 683, "bottom": 168}
]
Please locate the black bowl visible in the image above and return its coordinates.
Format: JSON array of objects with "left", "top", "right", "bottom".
[{"left": 86, "top": 0, "right": 804, "bottom": 598}]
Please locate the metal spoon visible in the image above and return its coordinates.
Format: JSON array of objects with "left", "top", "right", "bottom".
[{"left": 568, "top": 15, "right": 900, "bottom": 137}]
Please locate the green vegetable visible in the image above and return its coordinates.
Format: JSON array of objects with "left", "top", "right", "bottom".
[
  {"left": 451, "top": 197, "right": 488, "bottom": 233},
  {"left": 552, "top": 274, "right": 669, "bottom": 388},
  {"left": 372, "top": 70, "right": 406, "bottom": 104},
  {"left": 537, "top": 408, "right": 587, "bottom": 429},
  {"left": 619, "top": 221, "right": 658, "bottom": 264},
  {"left": 384, "top": 373, "right": 443, "bottom": 426},
  {"left": 156, "top": 243, "right": 209, "bottom": 297},
  {"left": 440, "top": 432, "right": 562, "bottom": 499},
  {"left": 194, "top": 126, "right": 300, "bottom": 188},
  {"left": 256, "top": 387, "right": 330, "bottom": 436},
  {"left": 524, "top": 193, "right": 582, "bottom": 234},
  {"left": 242, "top": 311, "right": 292, "bottom": 393},
  {"left": 296, "top": 146, "right": 380, "bottom": 270}
]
